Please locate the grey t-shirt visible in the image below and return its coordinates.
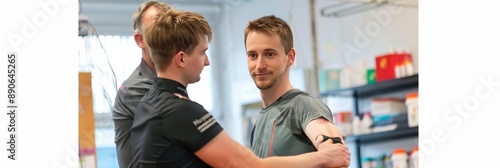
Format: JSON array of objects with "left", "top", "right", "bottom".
[{"left": 250, "top": 89, "right": 335, "bottom": 158}]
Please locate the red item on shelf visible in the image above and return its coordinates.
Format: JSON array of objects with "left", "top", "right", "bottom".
[{"left": 375, "top": 52, "right": 413, "bottom": 82}]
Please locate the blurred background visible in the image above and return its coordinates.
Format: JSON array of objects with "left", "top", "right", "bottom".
[{"left": 77, "top": 0, "right": 418, "bottom": 167}]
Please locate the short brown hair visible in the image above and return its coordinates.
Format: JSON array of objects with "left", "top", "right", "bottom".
[
  {"left": 132, "top": 0, "right": 170, "bottom": 33},
  {"left": 244, "top": 15, "right": 293, "bottom": 54},
  {"left": 144, "top": 9, "right": 212, "bottom": 72}
]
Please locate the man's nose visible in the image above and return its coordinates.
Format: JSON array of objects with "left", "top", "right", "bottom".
[
  {"left": 204, "top": 55, "right": 210, "bottom": 66},
  {"left": 255, "top": 56, "right": 266, "bottom": 69}
]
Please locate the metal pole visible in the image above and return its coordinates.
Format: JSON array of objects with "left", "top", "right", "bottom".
[{"left": 309, "top": 0, "right": 320, "bottom": 98}]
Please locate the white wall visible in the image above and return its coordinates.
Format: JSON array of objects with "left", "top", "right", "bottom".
[{"left": 315, "top": 1, "right": 418, "bottom": 70}]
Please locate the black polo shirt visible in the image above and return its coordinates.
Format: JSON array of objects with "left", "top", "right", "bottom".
[{"left": 131, "top": 78, "right": 223, "bottom": 168}]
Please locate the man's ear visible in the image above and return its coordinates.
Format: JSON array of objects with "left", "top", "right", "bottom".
[
  {"left": 287, "top": 48, "right": 296, "bottom": 67},
  {"left": 134, "top": 32, "right": 145, "bottom": 48},
  {"left": 174, "top": 51, "right": 186, "bottom": 67}
]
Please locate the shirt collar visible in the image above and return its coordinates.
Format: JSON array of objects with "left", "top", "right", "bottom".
[
  {"left": 260, "top": 89, "right": 301, "bottom": 112},
  {"left": 153, "top": 78, "right": 189, "bottom": 98}
]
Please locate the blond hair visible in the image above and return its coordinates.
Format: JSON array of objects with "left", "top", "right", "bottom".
[
  {"left": 244, "top": 15, "right": 293, "bottom": 54},
  {"left": 144, "top": 9, "right": 212, "bottom": 72}
]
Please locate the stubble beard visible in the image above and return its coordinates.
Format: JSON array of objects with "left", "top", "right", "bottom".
[{"left": 253, "top": 69, "right": 285, "bottom": 90}]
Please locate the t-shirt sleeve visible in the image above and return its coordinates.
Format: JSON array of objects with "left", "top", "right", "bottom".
[
  {"left": 298, "top": 97, "right": 336, "bottom": 130},
  {"left": 162, "top": 100, "right": 223, "bottom": 152}
]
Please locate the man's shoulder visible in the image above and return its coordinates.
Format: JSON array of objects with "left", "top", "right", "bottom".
[
  {"left": 118, "top": 73, "right": 154, "bottom": 94},
  {"left": 124, "top": 69, "right": 154, "bottom": 86},
  {"left": 280, "top": 90, "right": 329, "bottom": 113},
  {"left": 121, "top": 63, "right": 155, "bottom": 88},
  {"left": 286, "top": 90, "right": 318, "bottom": 105},
  {"left": 173, "top": 99, "right": 206, "bottom": 112},
  {"left": 143, "top": 92, "right": 206, "bottom": 114}
]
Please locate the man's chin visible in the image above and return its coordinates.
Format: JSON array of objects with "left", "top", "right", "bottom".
[
  {"left": 256, "top": 83, "right": 272, "bottom": 90},
  {"left": 189, "top": 78, "right": 201, "bottom": 84}
]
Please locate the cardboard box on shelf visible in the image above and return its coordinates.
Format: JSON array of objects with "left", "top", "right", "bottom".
[{"left": 370, "top": 98, "right": 407, "bottom": 115}]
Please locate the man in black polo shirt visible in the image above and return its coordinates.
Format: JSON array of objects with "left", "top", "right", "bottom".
[{"left": 130, "top": 8, "right": 351, "bottom": 168}]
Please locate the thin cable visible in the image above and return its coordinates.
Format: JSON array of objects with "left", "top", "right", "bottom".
[
  {"left": 87, "top": 21, "right": 118, "bottom": 91},
  {"left": 83, "top": 21, "right": 119, "bottom": 113}
]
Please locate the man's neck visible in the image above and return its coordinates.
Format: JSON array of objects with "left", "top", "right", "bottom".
[
  {"left": 157, "top": 68, "right": 188, "bottom": 88},
  {"left": 260, "top": 80, "right": 293, "bottom": 108},
  {"left": 145, "top": 61, "right": 156, "bottom": 73},
  {"left": 142, "top": 53, "right": 156, "bottom": 73}
]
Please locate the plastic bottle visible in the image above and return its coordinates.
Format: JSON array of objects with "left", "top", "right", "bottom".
[
  {"left": 391, "top": 148, "right": 408, "bottom": 168},
  {"left": 376, "top": 154, "right": 387, "bottom": 168},
  {"left": 399, "top": 62, "right": 407, "bottom": 78},
  {"left": 361, "top": 113, "right": 373, "bottom": 134},
  {"left": 394, "top": 63, "right": 402, "bottom": 78},
  {"left": 356, "top": 60, "right": 368, "bottom": 86},
  {"left": 384, "top": 154, "right": 393, "bottom": 168},
  {"left": 352, "top": 115, "right": 362, "bottom": 135},
  {"left": 340, "top": 66, "right": 353, "bottom": 88},
  {"left": 401, "top": 50, "right": 414, "bottom": 76},
  {"left": 409, "top": 146, "right": 419, "bottom": 168},
  {"left": 362, "top": 157, "right": 374, "bottom": 168},
  {"left": 405, "top": 60, "right": 414, "bottom": 76},
  {"left": 406, "top": 92, "right": 418, "bottom": 127}
]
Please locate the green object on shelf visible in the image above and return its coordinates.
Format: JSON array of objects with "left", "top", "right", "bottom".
[
  {"left": 318, "top": 69, "right": 341, "bottom": 92},
  {"left": 367, "top": 69, "right": 376, "bottom": 84}
]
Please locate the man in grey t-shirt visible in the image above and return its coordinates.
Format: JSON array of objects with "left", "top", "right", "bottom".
[
  {"left": 250, "top": 89, "right": 336, "bottom": 157},
  {"left": 244, "top": 15, "right": 349, "bottom": 164}
]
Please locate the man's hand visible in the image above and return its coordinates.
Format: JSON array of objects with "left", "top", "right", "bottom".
[{"left": 317, "top": 139, "right": 350, "bottom": 168}]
